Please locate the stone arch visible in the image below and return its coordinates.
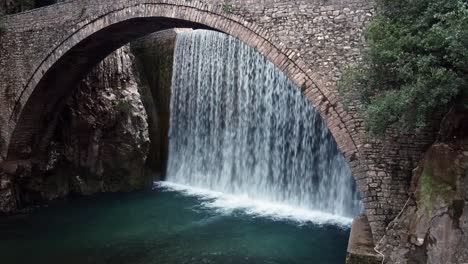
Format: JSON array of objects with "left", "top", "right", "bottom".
[
  {"left": 6, "top": 1, "right": 360, "bottom": 163},
  {"left": 5, "top": 0, "right": 362, "bottom": 192}
]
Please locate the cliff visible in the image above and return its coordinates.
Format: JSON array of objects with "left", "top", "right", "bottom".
[
  {"left": 131, "top": 30, "right": 179, "bottom": 180},
  {"left": 0, "top": 45, "right": 151, "bottom": 213},
  {"left": 376, "top": 107, "right": 468, "bottom": 263}
]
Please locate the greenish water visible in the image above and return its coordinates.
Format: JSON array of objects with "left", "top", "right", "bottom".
[{"left": 0, "top": 185, "right": 350, "bottom": 264}]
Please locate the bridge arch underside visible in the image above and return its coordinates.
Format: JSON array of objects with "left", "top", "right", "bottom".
[{"left": 5, "top": 1, "right": 367, "bottom": 233}]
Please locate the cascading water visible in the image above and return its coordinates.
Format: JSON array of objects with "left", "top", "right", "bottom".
[{"left": 164, "top": 29, "right": 361, "bottom": 222}]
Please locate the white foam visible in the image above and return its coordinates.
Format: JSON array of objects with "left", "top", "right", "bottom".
[{"left": 155, "top": 181, "right": 353, "bottom": 227}]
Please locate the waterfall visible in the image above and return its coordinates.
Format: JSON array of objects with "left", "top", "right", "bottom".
[{"left": 165, "top": 30, "right": 361, "bottom": 220}]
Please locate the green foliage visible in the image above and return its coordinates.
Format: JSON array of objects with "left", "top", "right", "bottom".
[
  {"left": 114, "top": 100, "right": 132, "bottom": 114},
  {"left": 16, "top": 0, "right": 35, "bottom": 12},
  {"left": 419, "top": 167, "right": 434, "bottom": 212},
  {"left": 418, "top": 166, "right": 455, "bottom": 214},
  {"left": 222, "top": 3, "right": 233, "bottom": 14},
  {"left": 340, "top": 0, "right": 468, "bottom": 134}
]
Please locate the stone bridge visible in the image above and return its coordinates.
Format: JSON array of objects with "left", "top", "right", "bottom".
[{"left": 0, "top": 0, "right": 437, "bottom": 242}]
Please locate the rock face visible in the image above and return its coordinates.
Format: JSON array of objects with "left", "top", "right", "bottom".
[
  {"left": 376, "top": 107, "right": 468, "bottom": 263},
  {"left": 51, "top": 45, "right": 150, "bottom": 195},
  {"left": 0, "top": 29, "right": 181, "bottom": 215},
  {"left": 0, "top": 165, "right": 16, "bottom": 213},
  {"left": 0, "top": 45, "right": 151, "bottom": 213},
  {"left": 131, "top": 29, "right": 179, "bottom": 180}
]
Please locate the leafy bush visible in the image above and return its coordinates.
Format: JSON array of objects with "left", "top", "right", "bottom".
[{"left": 340, "top": 0, "right": 468, "bottom": 134}]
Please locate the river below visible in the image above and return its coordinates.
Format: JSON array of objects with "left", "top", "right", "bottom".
[{"left": 0, "top": 183, "right": 350, "bottom": 264}]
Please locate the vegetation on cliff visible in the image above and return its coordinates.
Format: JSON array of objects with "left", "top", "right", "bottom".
[
  {"left": 15, "top": 0, "right": 34, "bottom": 11},
  {"left": 340, "top": 0, "right": 468, "bottom": 134},
  {"left": 418, "top": 166, "right": 456, "bottom": 214},
  {"left": 1, "top": 0, "right": 56, "bottom": 15}
]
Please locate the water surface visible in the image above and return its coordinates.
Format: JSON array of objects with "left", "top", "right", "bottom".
[{"left": 0, "top": 184, "right": 350, "bottom": 264}]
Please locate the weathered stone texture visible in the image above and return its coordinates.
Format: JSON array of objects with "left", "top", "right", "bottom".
[{"left": 0, "top": 0, "right": 439, "bottom": 241}]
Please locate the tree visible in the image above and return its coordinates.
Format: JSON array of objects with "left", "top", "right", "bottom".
[{"left": 340, "top": 0, "right": 468, "bottom": 134}]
